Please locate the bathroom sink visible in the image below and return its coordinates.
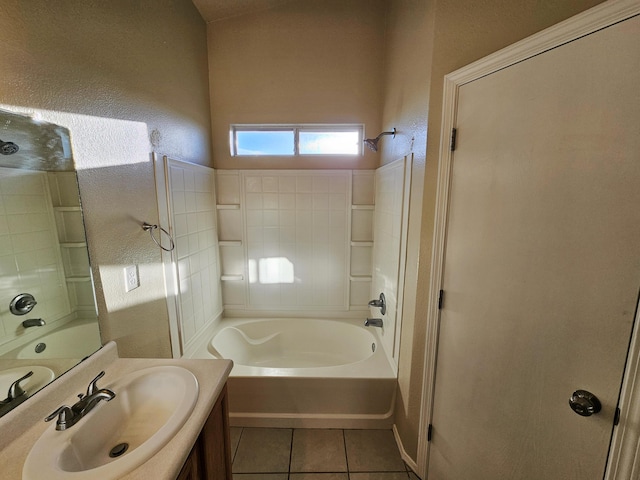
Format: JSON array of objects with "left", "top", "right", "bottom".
[
  {"left": 0, "top": 365, "right": 55, "bottom": 397},
  {"left": 23, "top": 365, "right": 199, "bottom": 480}
]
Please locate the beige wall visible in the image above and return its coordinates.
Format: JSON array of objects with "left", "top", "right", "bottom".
[
  {"left": 379, "top": 0, "right": 436, "bottom": 464},
  {"left": 0, "top": 0, "right": 213, "bottom": 357},
  {"left": 381, "top": 0, "right": 605, "bottom": 464},
  {"left": 208, "top": 0, "right": 386, "bottom": 170}
]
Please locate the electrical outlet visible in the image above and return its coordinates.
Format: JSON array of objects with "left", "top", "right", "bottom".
[{"left": 124, "top": 265, "right": 139, "bottom": 292}]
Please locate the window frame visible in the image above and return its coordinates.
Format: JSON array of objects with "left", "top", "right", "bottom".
[{"left": 230, "top": 124, "right": 364, "bottom": 157}]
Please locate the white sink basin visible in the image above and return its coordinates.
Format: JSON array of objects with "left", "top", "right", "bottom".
[
  {"left": 23, "top": 365, "right": 199, "bottom": 480},
  {"left": 0, "top": 366, "right": 55, "bottom": 397}
]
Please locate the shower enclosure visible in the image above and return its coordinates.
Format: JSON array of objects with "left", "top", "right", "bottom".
[{"left": 154, "top": 155, "right": 412, "bottom": 427}]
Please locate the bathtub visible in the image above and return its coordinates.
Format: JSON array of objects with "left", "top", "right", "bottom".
[
  {"left": 3, "top": 318, "right": 101, "bottom": 360},
  {"left": 189, "top": 317, "right": 396, "bottom": 428}
]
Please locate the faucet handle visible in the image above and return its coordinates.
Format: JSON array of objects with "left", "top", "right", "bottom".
[
  {"left": 367, "top": 292, "right": 386, "bottom": 315},
  {"left": 7, "top": 371, "right": 33, "bottom": 400},
  {"left": 86, "top": 371, "right": 106, "bottom": 397},
  {"left": 45, "top": 405, "right": 73, "bottom": 430}
]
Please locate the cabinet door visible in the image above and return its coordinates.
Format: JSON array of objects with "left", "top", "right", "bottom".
[
  {"left": 176, "top": 443, "right": 200, "bottom": 480},
  {"left": 199, "top": 385, "right": 232, "bottom": 480}
]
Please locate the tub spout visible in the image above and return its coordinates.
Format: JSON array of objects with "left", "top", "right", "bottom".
[
  {"left": 22, "top": 318, "right": 45, "bottom": 328},
  {"left": 365, "top": 318, "right": 383, "bottom": 328}
]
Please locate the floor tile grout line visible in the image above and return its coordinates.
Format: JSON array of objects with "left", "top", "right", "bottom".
[
  {"left": 231, "top": 426, "right": 243, "bottom": 464},
  {"left": 288, "top": 428, "right": 294, "bottom": 479},
  {"left": 342, "top": 428, "right": 351, "bottom": 479}
]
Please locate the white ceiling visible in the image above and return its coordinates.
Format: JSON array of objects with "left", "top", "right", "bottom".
[{"left": 191, "top": 0, "right": 292, "bottom": 23}]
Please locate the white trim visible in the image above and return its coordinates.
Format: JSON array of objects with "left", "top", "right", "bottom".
[
  {"left": 152, "top": 153, "right": 182, "bottom": 358},
  {"left": 393, "top": 424, "right": 420, "bottom": 476},
  {"left": 417, "top": 1, "right": 640, "bottom": 478},
  {"left": 605, "top": 296, "right": 640, "bottom": 480},
  {"left": 229, "top": 410, "right": 394, "bottom": 430}
]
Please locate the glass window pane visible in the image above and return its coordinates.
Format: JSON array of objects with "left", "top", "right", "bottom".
[
  {"left": 299, "top": 131, "right": 360, "bottom": 155},
  {"left": 236, "top": 130, "right": 294, "bottom": 155}
]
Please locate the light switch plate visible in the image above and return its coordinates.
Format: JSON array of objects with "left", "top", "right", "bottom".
[{"left": 124, "top": 265, "right": 139, "bottom": 292}]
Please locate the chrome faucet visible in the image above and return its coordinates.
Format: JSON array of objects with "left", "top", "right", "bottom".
[
  {"left": 0, "top": 371, "right": 33, "bottom": 415},
  {"left": 45, "top": 371, "right": 115, "bottom": 431},
  {"left": 365, "top": 318, "right": 384, "bottom": 328},
  {"left": 368, "top": 293, "right": 386, "bottom": 315},
  {"left": 22, "top": 318, "right": 45, "bottom": 328}
]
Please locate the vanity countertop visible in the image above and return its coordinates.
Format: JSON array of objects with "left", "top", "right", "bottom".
[{"left": 0, "top": 342, "right": 233, "bottom": 480}]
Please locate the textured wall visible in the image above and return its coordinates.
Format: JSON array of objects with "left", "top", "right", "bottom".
[
  {"left": 379, "top": 0, "right": 436, "bottom": 464},
  {"left": 381, "top": 0, "right": 605, "bottom": 465},
  {"left": 208, "top": 0, "right": 386, "bottom": 170},
  {"left": 0, "top": 0, "right": 213, "bottom": 357}
]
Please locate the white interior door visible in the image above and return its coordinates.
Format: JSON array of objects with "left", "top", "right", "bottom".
[{"left": 428, "top": 13, "right": 640, "bottom": 480}]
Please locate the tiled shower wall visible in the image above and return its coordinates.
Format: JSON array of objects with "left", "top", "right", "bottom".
[
  {"left": 372, "top": 157, "right": 410, "bottom": 369},
  {"left": 166, "top": 159, "right": 222, "bottom": 351},
  {"left": 217, "top": 170, "right": 377, "bottom": 313}
]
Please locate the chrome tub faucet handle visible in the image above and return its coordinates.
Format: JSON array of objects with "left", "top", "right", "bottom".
[{"left": 368, "top": 292, "right": 386, "bottom": 315}]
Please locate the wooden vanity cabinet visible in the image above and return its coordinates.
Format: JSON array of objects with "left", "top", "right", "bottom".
[{"left": 177, "top": 384, "right": 232, "bottom": 480}]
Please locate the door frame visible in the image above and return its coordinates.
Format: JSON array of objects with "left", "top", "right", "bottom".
[{"left": 416, "top": 1, "right": 640, "bottom": 477}]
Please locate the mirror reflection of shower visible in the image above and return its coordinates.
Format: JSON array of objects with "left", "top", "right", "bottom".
[
  {"left": 0, "top": 108, "right": 101, "bottom": 418},
  {"left": 363, "top": 128, "right": 396, "bottom": 152}
]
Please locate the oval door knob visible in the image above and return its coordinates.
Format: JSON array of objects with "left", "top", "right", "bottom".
[{"left": 569, "top": 390, "right": 602, "bottom": 417}]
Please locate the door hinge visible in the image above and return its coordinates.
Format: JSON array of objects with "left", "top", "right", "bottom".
[
  {"left": 438, "top": 290, "right": 444, "bottom": 310},
  {"left": 450, "top": 128, "right": 457, "bottom": 152},
  {"left": 614, "top": 407, "right": 621, "bottom": 426},
  {"left": 427, "top": 423, "right": 433, "bottom": 442}
]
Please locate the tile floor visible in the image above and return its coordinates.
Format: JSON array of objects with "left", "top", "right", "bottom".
[{"left": 230, "top": 427, "right": 420, "bottom": 480}]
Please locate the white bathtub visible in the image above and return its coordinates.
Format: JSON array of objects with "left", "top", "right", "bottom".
[
  {"left": 190, "top": 317, "right": 396, "bottom": 428},
  {"left": 5, "top": 318, "right": 101, "bottom": 360}
]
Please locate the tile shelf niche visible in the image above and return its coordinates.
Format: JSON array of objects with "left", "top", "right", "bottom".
[
  {"left": 49, "top": 172, "right": 95, "bottom": 314},
  {"left": 218, "top": 241, "right": 242, "bottom": 246},
  {"left": 349, "top": 171, "right": 375, "bottom": 309}
]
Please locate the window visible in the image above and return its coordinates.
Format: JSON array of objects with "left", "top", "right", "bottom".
[{"left": 230, "top": 124, "right": 363, "bottom": 156}]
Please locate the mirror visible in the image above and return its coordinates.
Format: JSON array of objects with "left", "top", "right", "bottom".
[{"left": 0, "top": 109, "right": 101, "bottom": 416}]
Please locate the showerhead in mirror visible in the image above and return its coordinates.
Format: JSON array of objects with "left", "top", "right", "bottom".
[{"left": 363, "top": 128, "right": 396, "bottom": 152}]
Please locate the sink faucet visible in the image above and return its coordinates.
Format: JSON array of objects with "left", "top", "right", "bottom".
[
  {"left": 0, "top": 371, "right": 33, "bottom": 415},
  {"left": 365, "top": 318, "right": 383, "bottom": 328},
  {"left": 45, "top": 371, "right": 115, "bottom": 431}
]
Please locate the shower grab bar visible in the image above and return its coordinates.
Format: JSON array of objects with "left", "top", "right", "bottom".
[{"left": 142, "top": 222, "right": 175, "bottom": 252}]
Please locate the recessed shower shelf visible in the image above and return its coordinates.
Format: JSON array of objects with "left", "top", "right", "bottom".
[
  {"left": 218, "top": 241, "right": 242, "bottom": 246},
  {"left": 60, "top": 242, "right": 88, "bottom": 248},
  {"left": 350, "top": 241, "right": 374, "bottom": 247},
  {"left": 66, "top": 276, "right": 92, "bottom": 283},
  {"left": 216, "top": 204, "right": 240, "bottom": 210},
  {"left": 349, "top": 275, "right": 372, "bottom": 282},
  {"left": 221, "top": 275, "right": 244, "bottom": 281},
  {"left": 351, "top": 205, "right": 375, "bottom": 210},
  {"left": 54, "top": 206, "right": 82, "bottom": 212}
]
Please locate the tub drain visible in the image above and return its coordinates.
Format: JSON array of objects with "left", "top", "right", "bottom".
[
  {"left": 109, "top": 443, "right": 129, "bottom": 458},
  {"left": 372, "top": 343, "right": 376, "bottom": 352},
  {"left": 34, "top": 343, "right": 46, "bottom": 354}
]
